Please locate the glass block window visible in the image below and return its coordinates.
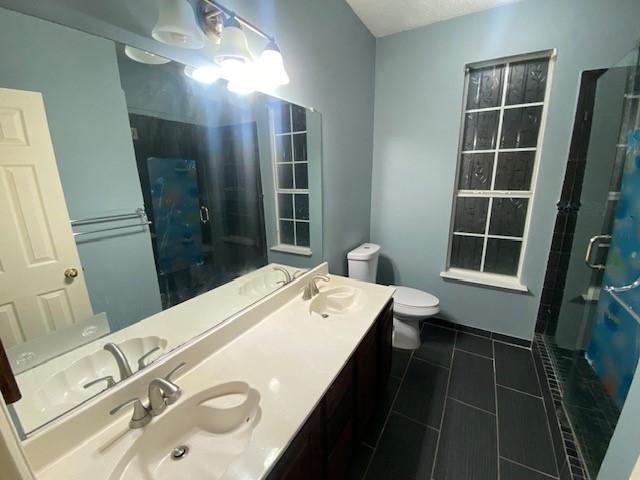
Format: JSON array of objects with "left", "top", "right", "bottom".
[
  {"left": 271, "top": 103, "right": 310, "bottom": 248},
  {"left": 448, "top": 54, "right": 552, "bottom": 277}
]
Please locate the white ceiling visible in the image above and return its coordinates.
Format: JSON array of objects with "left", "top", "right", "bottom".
[{"left": 346, "top": 0, "right": 521, "bottom": 37}]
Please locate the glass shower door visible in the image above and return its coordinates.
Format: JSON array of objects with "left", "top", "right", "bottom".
[{"left": 545, "top": 45, "right": 640, "bottom": 478}]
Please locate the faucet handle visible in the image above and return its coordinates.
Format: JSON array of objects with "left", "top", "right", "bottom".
[
  {"left": 137, "top": 346, "right": 161, "bottom": 371},
  {"left": 83, "top": 375, "right": 116, "bottom": 390},
  {"left": 109, "top": 397, "right": 151, "bottom": 429},
  {"left": 165, "top": 362, "right": 187, "bottom": 382}
]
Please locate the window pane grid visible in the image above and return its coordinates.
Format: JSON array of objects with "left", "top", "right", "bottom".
[
  {"left": 449, "top": 54, "right": 550, "bottom": 276},
  {"left": 453, "top": 232, "right": 524, "bottom": 241},
  {"left": 274, "top": 130, "right": 308, "bottom": 137},
  {"left": 272, "top": 103, "right": 311, "bottom": 248},
  {"left": 461, "top": 147, "right": 536, "bottom": 154},
  {"left": 465, "top": 101, "right": 544, "bottom": 114}
]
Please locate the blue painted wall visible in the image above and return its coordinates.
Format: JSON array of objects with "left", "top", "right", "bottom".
[{"left": 370, "top": 0, "right": 640, "bottom": 340}]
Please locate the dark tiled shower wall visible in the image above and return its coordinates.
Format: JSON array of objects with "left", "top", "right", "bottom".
[{"left": 535, "top": 70, "right": 606, "bottom": 334}]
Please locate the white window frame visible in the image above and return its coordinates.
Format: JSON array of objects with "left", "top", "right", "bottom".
[
  {"left": 442, "top": 50, "right": 556, "bottom": 292},
  {"left": 269, "top": 103, "right": 312, "bottom": 256}
]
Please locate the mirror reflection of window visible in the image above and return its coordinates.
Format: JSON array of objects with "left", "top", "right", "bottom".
[{"left": 271, "top": 102, "right": 311, "bottom": 250}]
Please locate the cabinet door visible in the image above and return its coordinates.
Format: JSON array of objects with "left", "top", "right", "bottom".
[
  {"left": 356, "top": 323, "right": 379, "bottom": 436},
  {"left": 326, "top": 419, "right": 354, "bottom": 480},
  {"left": 377, "top": 299, "right": 394, "bottom": 390},
  {"left": 266, "top": 408, "right": 324, "bottom": 480}
]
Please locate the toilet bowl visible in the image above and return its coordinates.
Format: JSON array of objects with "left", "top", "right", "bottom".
[
  {"left": 391, "top": 286, "right": 440, "bottom": 350},
  {"left": 347, "top": 243, "right": 441, "bottom": 350}
]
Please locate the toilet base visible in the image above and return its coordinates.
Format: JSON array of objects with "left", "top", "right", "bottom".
[{"left": 392, "top": 317, "right": 421, "bottom": 350}]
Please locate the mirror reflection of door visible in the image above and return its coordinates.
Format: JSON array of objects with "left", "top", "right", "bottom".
[{"left": 0, "top": 88, "right": 93, "bottom": 347}]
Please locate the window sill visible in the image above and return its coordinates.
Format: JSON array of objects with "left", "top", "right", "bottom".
[
  {"left": 270, "top": 244, "right": 312, "bottom": 257},
  {"left": 440, "top": 269, "right": 529, "bottom": 293}
]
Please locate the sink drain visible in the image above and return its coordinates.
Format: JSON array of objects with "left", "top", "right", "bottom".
[
  {"left": 321, "top": 313, "right": 329, "bottom": 318},
  {"left": 171, "top": 445, "right": 189, "bottom": 460}
]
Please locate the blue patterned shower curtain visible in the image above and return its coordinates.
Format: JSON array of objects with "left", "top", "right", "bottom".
[{"left": 587, "top": 130, "right": 640, "bottom": 408}]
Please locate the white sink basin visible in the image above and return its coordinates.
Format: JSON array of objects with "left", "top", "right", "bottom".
[
  {"left": 110, "top": 382, "right": 261, "bottom": 480},
  {"left": 309, "top": 286, "right": 363, "bottom": 316},
  {"left": 238, "top": 270, "right": 283, "bottom": 297},
  {"left": 34, "top": 336, "right": 168, "bottom": 412}
]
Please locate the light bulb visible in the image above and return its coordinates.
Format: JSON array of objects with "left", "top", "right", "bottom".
[
  {"left": 219, "top": 58, "right": 248, "bottom": 82},
  {"left": 227, "top": 78, "right": 256, "bottom": 95},
  {"left": 184, "top": 64, "right": 221, "bottom": 84}
]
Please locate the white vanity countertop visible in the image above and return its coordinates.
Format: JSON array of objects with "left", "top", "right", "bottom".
[{"left": 32, "top": 270, "right": 394, "bottom": 480}]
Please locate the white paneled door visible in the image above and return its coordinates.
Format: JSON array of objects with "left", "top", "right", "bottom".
[{"left": 0, "top": 88, "right": 92, "bottom": 347}]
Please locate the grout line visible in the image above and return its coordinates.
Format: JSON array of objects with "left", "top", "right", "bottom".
[
  {"left": 389, "top": 409, "right": 438, "bottom": 430},
  {"left": 500, "top": 456, "right": 559, "bottom": 479},
  {"left": 411, "top": 354, "right": 451, "bottom": 370},
  {"left": 454, "top": 346, "right": 494, "bottom": 361},
  {"left": 493, "top": 337, "right": 533, "bottom": 351},
  {"left": 361, "top": 440, "right": 376, "bottom": 450},
  {"left": 493, "top": 339, "right": 501, "bottom": 480},
  {"left": 429, "top": 331, "right": 457, "bottom": 480},
  {"left": 360, "top": 344, "right": 416, "bottom": 479},
  {"left": 455, "top": 329, "right": 493, "bottom": 341},
  {"left": 496, "top": 383, "right": 543, "bottom": 399},
  {"left": 447, "top": 396, "right": 496, "bottom": 416},
  {"left": 529, "top": 342, "right": 561, "bottom": 477}
]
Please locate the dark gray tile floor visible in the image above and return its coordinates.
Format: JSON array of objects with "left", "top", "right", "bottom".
[{"left": 350, "top": 323, "right": 559, "bottom": 480}]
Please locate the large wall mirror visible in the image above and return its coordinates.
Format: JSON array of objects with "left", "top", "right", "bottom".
[{"left": 0, "top": 5, "right": 323, "bottom": 436}]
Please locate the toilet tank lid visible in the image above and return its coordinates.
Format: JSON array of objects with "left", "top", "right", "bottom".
[
  {"left": 392, "top": 286, "right": 439, "bottom": 308},
  {"left": 347, "top": 243, "right": 381, "bottom": 260}
]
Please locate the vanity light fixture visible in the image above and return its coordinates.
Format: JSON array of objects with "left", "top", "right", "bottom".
[
  {"left": 152, "top": 0, "right": 205, "bottom": 49},
  {"left": 197, "top": 0, "right": 290, "bottom": 93},
  {"left": 184, "top": 64, "right": 221, "bottom": 84}
]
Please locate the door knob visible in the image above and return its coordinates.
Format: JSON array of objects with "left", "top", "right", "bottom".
[{"left": 64, "top": 267, "right": 79, "bottom": 279}]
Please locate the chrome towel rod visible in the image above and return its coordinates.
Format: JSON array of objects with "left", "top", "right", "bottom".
[
  {"left": 70, "top": 208, "right": 147, "bottom": 226},
  {"left": 71, "top": 208, "right": 151, "bottom": 238},
  {"left": 73, "top": 221, "right": 152, "bottom": 238}
]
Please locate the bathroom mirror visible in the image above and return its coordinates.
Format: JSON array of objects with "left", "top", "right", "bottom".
[{"left": 0, "top": 6, "right": 322, "bottom": 435}]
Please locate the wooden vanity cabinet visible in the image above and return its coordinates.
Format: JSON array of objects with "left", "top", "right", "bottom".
[{"left": 266, "top": 299, "right": 393, "bottom": 480}]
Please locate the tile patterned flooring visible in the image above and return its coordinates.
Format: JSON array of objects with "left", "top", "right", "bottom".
[{"left": 348, "top": 322, "right": 559, "bottom": 480}]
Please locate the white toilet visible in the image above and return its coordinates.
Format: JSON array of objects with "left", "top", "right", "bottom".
[{"left": 347, "top": 243, "right": 440, "bottom": 350}]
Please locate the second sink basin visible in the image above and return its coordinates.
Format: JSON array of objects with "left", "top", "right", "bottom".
[
  {"left": 109, "top": 382, "right": 261, "bottom": 480},
  {"left": 309, "top": 286, "right": 363, "bottom": 316}
]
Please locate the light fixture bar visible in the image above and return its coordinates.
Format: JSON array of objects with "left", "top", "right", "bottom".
[{"left": 201, "top": 0, "right": 273, "bottom": 40}]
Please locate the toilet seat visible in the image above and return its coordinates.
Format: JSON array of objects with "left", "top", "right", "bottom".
[{"left": 391, "top": 286, "right": 440, "bottom": 317}]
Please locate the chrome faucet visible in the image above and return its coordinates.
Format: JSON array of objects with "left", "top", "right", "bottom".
[
  {"left": 273, "top": 266, "right": 304, "bottom": 286},
  {"left": 302, "top": 274, "right": 330, "bottom": 300},
  {"left": 104, "top": 342, "right": 133, "bottom": 381},
  {"left": 109, "top": 362, "right": 186, "bottom": 429},
  {"left": 273, "top": 266, "right": 292, "bottom": 285}
]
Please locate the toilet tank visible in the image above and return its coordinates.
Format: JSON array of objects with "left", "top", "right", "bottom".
[{"left": 347, "top": 243, "right": 381, "bottom": 283}]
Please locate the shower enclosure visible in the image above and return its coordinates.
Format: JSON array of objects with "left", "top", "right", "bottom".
[
  {"left": 537, "top": 44, "right": 640, "bottom": 478},
  {"left": 129, "top": 114, "right": 268, "bottom": 309}
]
